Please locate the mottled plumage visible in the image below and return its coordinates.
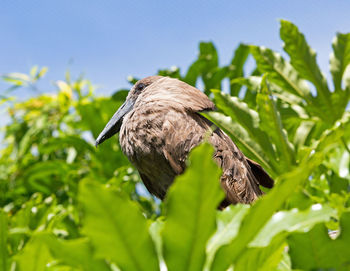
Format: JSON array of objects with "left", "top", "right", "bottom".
[{"left": 96, "top": 76, "right": 274, "bottom": 206}]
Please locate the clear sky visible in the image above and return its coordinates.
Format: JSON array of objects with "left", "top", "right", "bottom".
[{"left": 1, "top": 0, "right": 350, "bottom": 96}]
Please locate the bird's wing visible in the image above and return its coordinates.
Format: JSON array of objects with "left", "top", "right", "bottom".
[
  {"left": 210, "top": 128, "right": 274, "bottom": 204},
  {"left": 246, "top": 158, "right": 274, "bottom": 188},
  {"left": 139, "top": 173, "right": 166, "bottom": 200},
  {"left": 161, "top": 111, "right": 209, "bottom": 175}
]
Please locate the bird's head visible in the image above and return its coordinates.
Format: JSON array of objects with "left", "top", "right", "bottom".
[
  {"left": 95, "top": 76, "right": 162, "bottom": 146},
  {"left": 95, "top": 75, "right": 214, "bottom": 147}
]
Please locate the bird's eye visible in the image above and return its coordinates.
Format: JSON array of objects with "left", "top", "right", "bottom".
[{"left": 136, "top": 83, "right": 146, "bottom": 92}]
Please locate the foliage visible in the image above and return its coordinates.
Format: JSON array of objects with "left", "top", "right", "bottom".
[{"left": 1, "top": 20, "right": 350, "bottom": 270}]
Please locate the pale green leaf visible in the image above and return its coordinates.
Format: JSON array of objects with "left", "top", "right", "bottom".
[
  {"left": 162, "top": 143, "right": 224, "bottom": 271},
  {"left": 250, "top": 204, "right": 336, "bottom": 247}
]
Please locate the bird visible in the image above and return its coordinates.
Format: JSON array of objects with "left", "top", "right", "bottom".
[{"left": 95, "top": 76, "right": 274, "bottom": 207}]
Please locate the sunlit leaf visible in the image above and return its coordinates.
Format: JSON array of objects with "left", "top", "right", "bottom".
[
  {"left": 15, "top": 234, "right": 52, "bottom": 271},
  {"left": 205, "top": 205, "right": 250, "bottom": 269},
  {"left": 257, "top": 75, "right": 295, "bottom": 170},
  {"left": 229, "top": 43, "right": 250, "bottom": 96},
  {"left": 330, "top": 32, "right": 350, "bottom": 90},
  {"left": 288, "top": 212, "right": 350, "bottom": 270},
  {"left": 235, "top": 235, "right": 286, "bottom": 271},
  {"left": 280, "top": 20, "right": 334, "bottom": 122},
  {"left": 162, "top": 143, "right": 224, "bottom": 271},
  {"left": 79, "top": 180, "right": 159, "bottom": 271}
]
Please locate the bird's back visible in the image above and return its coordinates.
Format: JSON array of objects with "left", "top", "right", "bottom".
[
  {"left": 110, "top": 76, "right": 274, "bottom": 206},
  {"left": 120, "top": 101, "right": 271, "bottom": 205}
]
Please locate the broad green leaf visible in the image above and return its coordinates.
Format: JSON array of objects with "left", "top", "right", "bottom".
[
  {"left": 250, "top": 45, "right": 311, "bottom": 100},
  {"left": 205, "top": 205, "right": 250, "bottom": 270},
  {"left": 288, "top": 212, "right": 350, "bottom": 270},
  {"left": 0, "top": 210, "right": 8, "bottom": 271},
  {"left": 15, "top": 234, "right": 52, "bottom": 271},
  {"left": 235, "top": 235, "right": 286, "bottom": 271},
  {"left": 229, "top": 43, "right": 250, "bottom": 96},
  {"left": 231, "top": 76, "right": 261, "bottom": 92},
  {"left": 280, "top": 20, "right": 334, "bottom": 121},
  {"left": 330, "top": 32, "right": 350, "bottom": 90},
  {"left": 257, "top": 76, "right": 295, "bottom": 170},
  {"left": 149, "top": 220, "right": 166, "bottom": 271},
  {"left": 210, "top": 165, "right": 312, "bottom": 271},
  {"left": 79, "top": 180, "right": 159, "bottom": 271},
  {"left": 38, "top": 135, "right": 95, "bottom": 155},
  {"left": 209, "top": 119, "right": 343, "bottom": 271},
  {"left": 210, "top": 88, "right": 276, "bottom": 165},
  {"left": 250, "top": 204, "right": 336, "bottom": 247},
  {"left": 43, "top": 234, "right": 110, "bottom": 271},
  {"left": 184, "top": 42, "right": 219, "bottom": 91},
  {"left": 202, "top": 111, "right": 272, "bottom": 172},
  {"left": 162, "top": 143, "right": 224, "bottom": 271}
]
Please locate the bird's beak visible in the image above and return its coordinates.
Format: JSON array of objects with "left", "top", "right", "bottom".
[{"left": 95, "top": 98, "right": 135, "bottom": 147}]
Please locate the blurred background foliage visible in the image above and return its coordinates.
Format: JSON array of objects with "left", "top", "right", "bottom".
[{"left": 1, "top": 20, "right": 350, "bottom": 270}]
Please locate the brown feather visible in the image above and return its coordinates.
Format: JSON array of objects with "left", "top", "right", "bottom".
[{"left": 116, "top": 76, "right": 274, "bottom": 205}]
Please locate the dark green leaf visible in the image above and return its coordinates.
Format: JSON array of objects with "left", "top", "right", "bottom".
[
  {"left": 288, "top": 212, "right": 350, "bottom": 270},
  {"left": 79, "top": 180, "right": 159, "bottom": 271},
  {"left": 0, "top": 210, "right": 8, "bottom": 271}
]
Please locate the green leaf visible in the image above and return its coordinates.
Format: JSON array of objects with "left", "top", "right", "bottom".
[
  {"left": 250, "top": 45, "right": 311, "bottom": 100},
  {"left": 30, "top": 66, "right": 39, "bottom": 78},
  {"left": 184, "top": 42, "right": 219, "bottom": 92},
  {"left": 330, "top": 32, "right": 350, "bottom": 90},
  {"left": 162, "top": 143, "right": 224, "bottom": 271},
  {"left": 229, "top": 43, "right": 250, "bottom": 96},
  {"left": 15, "top": 234, "right": 52, "bottom": 271},
  {"left": 2, "top": 73, "right": 31, "bottom": 86},
  {"left": 210, "top": 165, "right": 312, "bottom": 271},
  {"left": 37, "top": 67, "right": 48, "bottom": 79},
  {"left": 209, "top": 124, "right": 341, "bottom": 271},
  {"left": 280, "top": 20, "right": 333, "bottom": 121},
  {"left": 205, "top": 205, "right": 250, "bottom": 269},
  {"left": 288, "top": 212, "right": 350, "bottom": 270},
  {"left": 0, "top": 210, "right": 8, "bottom": 271},
  {"left": 79, "top": 180, "right": 159, "bottom": 271},
  {"left": 43, "top": 234, "right": 110, "bottom": 271},
  {"left": 257, "top": 76, "right": 295, "bottom": 170},
  {"left": 235, "top": 235, "right": 286, "bottom": 271},
  {"left": 250, "top": 204, "right": 336, "bottom": 247}
]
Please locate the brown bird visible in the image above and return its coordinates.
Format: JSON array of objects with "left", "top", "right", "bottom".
[{"left": 95, "top": 76, "right": 273, "bottom": 206}]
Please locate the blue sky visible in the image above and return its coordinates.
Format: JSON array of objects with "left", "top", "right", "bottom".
[{"left": 1, "top": 1, "right": 350, "bottom": 96}]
